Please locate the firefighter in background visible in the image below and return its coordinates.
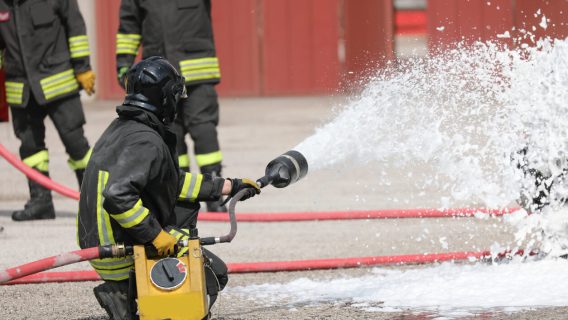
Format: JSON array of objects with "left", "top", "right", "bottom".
[
  {"left": 78, "top": 57, "right": 259, "bottom": 319},
  {"left": 116, "top": 0, "right": 227, "bottom": 212},
  {"left": 0, "top": 0, "right": 95, "bottom": 221}
]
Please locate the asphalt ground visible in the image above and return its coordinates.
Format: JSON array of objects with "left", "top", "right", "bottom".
[{"left": 0, "top": 97, "right": 563, "bottom": 319}]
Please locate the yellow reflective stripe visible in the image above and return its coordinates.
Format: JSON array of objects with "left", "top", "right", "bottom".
[
  {"left": 116, "top": 33, "right": 142, "bottom": 40},
  {"left": 178, "top": 173, "right": 202, "bottom": 201},
  {"left": 179, "top": 57, "right": 219, "bottom": 68},
  {"left": 97, "top": 171, "right": 115, "bottom": 245},
  {"left": 116, "top": 34, "right": 141, "bottom": 55},
  {"left": 22, "top": 150, "right": 49, "bottom": 171},
  {"left": 168, "top": 229, "right": 189, "bottom": 257},
  {"left": 191, "top": 174, "right": 203, "bottom": 201},
  {"left": 110, "top": 199, "right": 150, "bottom": 229},
  {"left": 182, "top": 70, "right": 221, "bottom": 82},
  {"left": 91, "top": 263, "right": 132, "bottom": 281},
  {"left": 68, "top": 35, "right": 90, "bottom": 58},
  {"left": 5, "top": 81, "right": 23, "bottom": 105},
  {"left": 70, "top": 48, "right": 91, "bottom": 58},
  {"left": 90, "top": 257, "right": 134, "bottom": 270},
  {"left": 68, "top": 148, "right": 92, "bottom": 170},
  {"left": 179, "top": 57, "right": 221, "bottom": 82},
  {"left": 195, "top": 150, "right": 223, "bottom": 167},
  {"left": 178, "top": 154, "right": 190, "bottom": 168},
  {"left": 40, "top": 69, "right": 79, "bottom": 100}
]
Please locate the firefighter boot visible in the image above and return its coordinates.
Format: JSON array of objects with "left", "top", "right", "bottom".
[
  {"left": 12, "top": 177, "right": 55, "bottom": 221},
  {"left": 94, "top": 281, "right": 130, "bottom": 320},
  {"left": 201, "top": 163, "right": 227, "bottom": 212},
  {"left": 75, "top": 169, "right": 85, "bottom": 188}
]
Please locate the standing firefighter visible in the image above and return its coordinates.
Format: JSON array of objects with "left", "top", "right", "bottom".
[
  {"left": 78, "top": 57, "right": 260, "bottom": 319},
  {"left": 116, "top": 0, "right": 227, "bottom": 212},
  {"left": 0, "top": 0, "right": 95, "bottom": 221}
]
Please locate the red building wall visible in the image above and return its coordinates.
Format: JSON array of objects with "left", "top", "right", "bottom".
[
  {"left": 428, "top": 0, "right": 513, "bottom": 51},
  {"left": 94, "top": 0, "right": 394, "bottom": 99},
  {"left": 427, "top": 0, "right": 568, "bottom": 51}
]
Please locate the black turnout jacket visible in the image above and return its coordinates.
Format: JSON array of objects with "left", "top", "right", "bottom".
[
  {"left": 116, "top": 0, "right": 220, "bottom": 86},
  {"left": 0, "top": 0, "right": 91, "bottom": 107},
  {"left": 77, "top": 105, "right": 225, "bottom": 251}
]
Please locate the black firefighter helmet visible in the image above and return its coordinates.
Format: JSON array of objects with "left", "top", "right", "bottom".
[{"left": 123, "top": 56, "right": 187, "bottom": 124}]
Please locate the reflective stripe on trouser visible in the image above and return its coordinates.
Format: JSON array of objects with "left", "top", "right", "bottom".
[
  {"left": 22, "top": 150, "right": 49, "bottom": 172},
  {"left": 195, "top": 151, "right": 222, "bottom": 167},
  {"left": 68, "top": 35, "right": 91, "bottom": 58},
  {"left": 40, "top": 69, "right": 79, "bottom": 101},
  {"left": 178, "top": 172, "right": 203, "bottom": 201},
  {"left": 168, "top": 228, "right": 190, "bottom": 256},
  {"left": 5, "top": 81, "right": 24, "bottom": 105},
  {"left": 179, "top": 57, "right": 221, "bottom": 83},
  {"left": 116, "top": 33, "right": 141, "bottom": 55},
  {"left": 68, "top": 148, "right": 92, "bottom": 170},
  {"left": 90, "top": 257, "right": 133, "bottom": 281}
]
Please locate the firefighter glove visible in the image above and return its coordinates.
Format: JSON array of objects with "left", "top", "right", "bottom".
[
  {"left": 117, "top": 66, "right": 129, "bottom": 89},
  {"left": 76, "top": 70, "right": 96, "bottom": 95},
  {"left": 151, "top": 230, "right": 177, "bottom": 256},
  {"left": 229, "top": 178, "right": 261, "bottom": 201}
]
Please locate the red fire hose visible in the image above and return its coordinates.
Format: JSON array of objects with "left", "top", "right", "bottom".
[
  {"left": 0, "top": 143, "right": 519, "bottom": 221},
  {"left": 0, "top": 143, "right": 80, "bottom": 200},
  {"left": 0, "top": 247, "right": 100, "bottom": 284},
  {"left": 2, "top": 250, "right": 491, "bottom": 285},
  {"left": 198, "top": 207, "right": 518, "bottom": 222}
]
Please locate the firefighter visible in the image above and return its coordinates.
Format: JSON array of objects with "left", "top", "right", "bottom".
[
  {"left": 0, "top": 0, "right": 95, "bottom": 221},
  {"left": 77, "top": 57, "right": 260, "bottom": 319},
  {"left": 116, "top": 0, "right": 227, "bottom": 212}
]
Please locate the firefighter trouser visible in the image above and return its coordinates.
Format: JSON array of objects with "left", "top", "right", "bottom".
[
  {"left": 173, "top": 84, "right": 222, "bottom": 170},
  {"left": 10, "top": 94, "right": 90, "bottom": 172}
]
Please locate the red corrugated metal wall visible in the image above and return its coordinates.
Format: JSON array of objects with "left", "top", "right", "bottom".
[
  {"left": 344, "top": 0, "right": 394, "bottom": 84},
  {"left": 427, "top": 0, "right": 568, "bottom": 51},
  {"left": 427, "top": 0, "right": 513, "bottom": 51},
  {"left": 95, "top": 0, "right": 123, "bottom": 100},
  {"left": 212, "top": 0, "right": 261, "bottom": 96},
  {"left": 262, "top": 0, "right": 341, "bottom": 95},
  {"left": 95, "top": 0, "right": 394, "bottom": 99},
  {"left": 514, "top": 0, "right": 568, "bottom": 43}
]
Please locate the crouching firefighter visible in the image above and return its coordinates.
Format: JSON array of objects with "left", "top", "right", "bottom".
[{"left": 77, "top": 57, "right": 260, "bottom": 320}]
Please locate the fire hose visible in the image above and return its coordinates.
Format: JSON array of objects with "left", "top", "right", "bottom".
[
  {"left": 1, "top": 250, "right": 492, "bottom": 285},
  {"left": 0, "top": 143, "right": 518, "bottom": 221},
  {"left": 0, "top": 149, "right": 526, "bottom": 286}
]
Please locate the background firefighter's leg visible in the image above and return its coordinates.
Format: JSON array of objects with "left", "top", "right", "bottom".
[
  {"left": 10, "top": 103, "right": 55, "bottom": 221},
  {"left": 48, "top": 95, "right": 91, "bottom": 188},
  {"left": 173, "top": 115, "right": 191, "bottom": 172},
  {"left": 181, "top": 84, "right": 226, "bottom": 212}
]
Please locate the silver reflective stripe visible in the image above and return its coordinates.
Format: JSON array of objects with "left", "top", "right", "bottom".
[
  {"left": 184, "top": 173, "right": 197, "bottom": 199},
  {"left": 99, "top": 171, "right": 111, "bottom": 245},
  {"left": 113, "top": 206, "right": 146, "bottom": 226}
]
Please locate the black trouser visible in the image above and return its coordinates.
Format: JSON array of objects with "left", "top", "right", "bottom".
[
  {"left": 10, "top": 94, "right": 90, "bottom": 164},
  {"left": 173, "top": 84, "right": 221, "bottom": 170}
]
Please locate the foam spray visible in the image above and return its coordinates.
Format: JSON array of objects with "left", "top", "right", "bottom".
[{"left": 294, "top": 34, "right": 568, "bottom": 257}]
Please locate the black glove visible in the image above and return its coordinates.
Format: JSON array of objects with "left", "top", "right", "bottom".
[
  {"left": 229, "top": 178, "right": 261, "bottom": 201},
  {"left": 117, "top": 66, "right": 129, "bottom": 89}
]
